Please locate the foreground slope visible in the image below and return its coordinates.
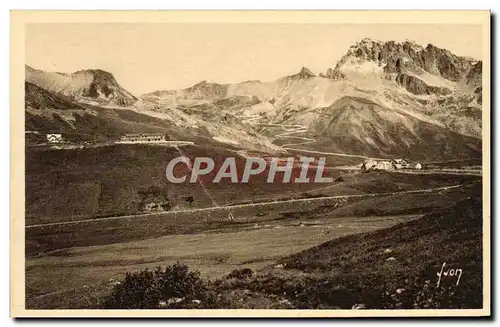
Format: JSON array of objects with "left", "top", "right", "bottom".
[
  {"left": 93, "top": 182, "right": 482, "bottom": 309},
  {"left": 217, "top": 185, "right": 483, "bottom": 309},
  {"left": 271, "top": 187, "right": 482, "bottom": 309}
]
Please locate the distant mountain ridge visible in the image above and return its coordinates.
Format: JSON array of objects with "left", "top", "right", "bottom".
[
  {"left": 143, "top": 39, "right": 481, "bottom": 102},
  {"left": 25, "top": 65, "right": 137, "bottom": 107},
  {"left": 24, "top": 38, "right": 483, "bottom": 159}
]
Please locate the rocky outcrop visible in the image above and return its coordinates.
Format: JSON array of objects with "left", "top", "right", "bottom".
[
  {"left": 332, "top": 38, "right": 474, "bottom": 82},
  {"left": 465, "top": 61, "right": 482, "bottom": 89},
  {"left": 139, "top": 38, "right": 482, "bottom": 153},
  {"left": 284, "top": 67, "right": 316, "bottom": 81},
  {"left": 475, "top": 86, "right": 482, "bottom": 105},
  {"left": 395, "top": 73, "right": 452, "bottom": 96},
  {"left": 296, "top": 67, "right": 315, "bottom": 79},
  {"left": 421, "top": 44, "right": 472, "bottom": 81},
  {"left": 320, "top": 68, "right": 345, "bottom": 80}
]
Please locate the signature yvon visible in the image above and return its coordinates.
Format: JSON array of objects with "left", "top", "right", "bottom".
[{"left": 436, "top": 262, "right": 463, "bottom": 288}]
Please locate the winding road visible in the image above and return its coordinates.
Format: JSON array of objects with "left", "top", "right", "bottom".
[
  {"left": 241, "top": 115, "right": 316, "bottom": 149},
  {"left": 258, "top": 123, "right": 316, "bottom": 148}
]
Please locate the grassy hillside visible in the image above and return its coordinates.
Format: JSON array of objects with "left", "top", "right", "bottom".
[
  {"left": 25, "top": 79, "right": 180, "bottom": 143},
  {"left": 204, "top": 185, "right": 482, "bottom": 310},
  {"left": 25, "top": 105, "right": 177, "bottom": 143},
  {"left": 26, "top": 142, "right": 346, "bottom": 224},
  {"left": 25, "top": 181, "right": 477, "bottom": 257},
  {"left": 26, "top": 182, "right": 482, "bottom": 309},
  {"left": 26, "top": 142, "right": 477, "bottom": 225},
  {"left": 269, "top": 189, "right": 483, "bottom": 309},
  {"left": 95, "top": 183, "right": 482, "bottom": 310}
]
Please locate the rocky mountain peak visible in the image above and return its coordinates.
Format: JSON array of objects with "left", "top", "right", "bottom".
[
  {"left": 75, "top": 69, "right": 118, "bottom": 83},
  {"left": 278, "top": 67, "right": 316, "bottom": 84},
  {"left": 25, "top": 65, "right": 137, "bottom": 107},
  {"left": 190, "top": 80, "right": 223, "bottom": 89},
  {"left": 333, "top": 39, "right": 474, "bottom": 82},
  {"left": 183, "top": 79, "right": 228, "bottom": 100},
  {"left": 283, "top": 66, "right": 316, "bottom": 81},
  {"left": 297, "top": 66, "right": 315, "bottom": 78}
]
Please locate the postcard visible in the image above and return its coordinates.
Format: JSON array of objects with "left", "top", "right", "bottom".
[{"left": 10, "top": 10, "right": 491, "bottom": 318}]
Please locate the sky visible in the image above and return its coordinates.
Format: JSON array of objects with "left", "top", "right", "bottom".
[{"left": 26, "top": 23, "right": 482, "bottom": 95}]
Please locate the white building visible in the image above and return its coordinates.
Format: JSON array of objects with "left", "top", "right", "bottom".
[
  {"left": 46, "top": 134, "right": 63, "bottom": 143},
  {"left": 374, "top": 160, "right": 394, "bottom": 171},
  {"left": 117, "top": 133, "right": 167, "bottom": 143},
  {"left": 361, "top": 159, "right": 394, "bottom": 171},
  {"left": 414, "top": 163, "right": 423, "bottom": 170},
  {"left": 391, "top": 159, "right": 409, "bottom": 169},
  {"left": 361, "top": 159, "right": 378, "bottom": 171}
]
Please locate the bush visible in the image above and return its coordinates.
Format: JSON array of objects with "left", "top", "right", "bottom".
[
  {"left": 226, "top": 268, "right": 253, "bottom": 280},
  {"left": 102, "top": 263, "right": 207, "bottom": 309}
]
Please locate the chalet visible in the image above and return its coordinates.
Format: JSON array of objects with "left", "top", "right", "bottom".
[
  {"left": 361, "top": 158, "right": 418, "bottom": 171},
  {"left": 374, "top": 160, "right": 394, "bottom": 171},
  {"left": 361, "top": 159, "right": 394, "bottom": 171},
  {"left": 391, "top": 159, "right": 409, "bottom": 169},
  {"left": 361, "top": 159, "right": 378, "bottom": 171},
  {"left": 46, "top": 134, "right": 63, "bottom": 144}
]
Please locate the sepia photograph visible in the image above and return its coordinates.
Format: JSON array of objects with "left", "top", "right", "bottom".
[{"left": 10, "top": 10, "right": 490, "bottom": 317}]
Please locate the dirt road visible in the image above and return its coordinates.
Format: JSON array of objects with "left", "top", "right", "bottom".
[{"left": 26, "top": 184, "right": 464, "bottom": 229}]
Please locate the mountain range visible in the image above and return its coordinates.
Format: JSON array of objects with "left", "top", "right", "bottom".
[{"left": 24, "top": 38, "right": 483, "bottom": 159}]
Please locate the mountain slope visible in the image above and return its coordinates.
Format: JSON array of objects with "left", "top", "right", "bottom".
[
  {"left": 306, "top": 96, "right": 481, "bottom": 159},
  {"left": 25, "top": 78, "right": 284, "bottom": 153},
  {"left": 26, "top": 65, "right": 137, "bottom": 107},
  {"left": 25, "top": 81, "right": 85, "bottom": 110},
  {"left": 24, "top": 79, "right": 176, "bottom": 142}
]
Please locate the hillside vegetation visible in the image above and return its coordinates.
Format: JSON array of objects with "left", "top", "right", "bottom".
[{"left": 101, "top": 185, "right": 482, "bottom": 309}]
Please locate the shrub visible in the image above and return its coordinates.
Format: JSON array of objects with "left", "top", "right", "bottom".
[
  {"left": 226, "top": 268, "right": 253, "bottom": 280},
  {"left": 102, "top": 263, "right": 207, "bottom": 309}
]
